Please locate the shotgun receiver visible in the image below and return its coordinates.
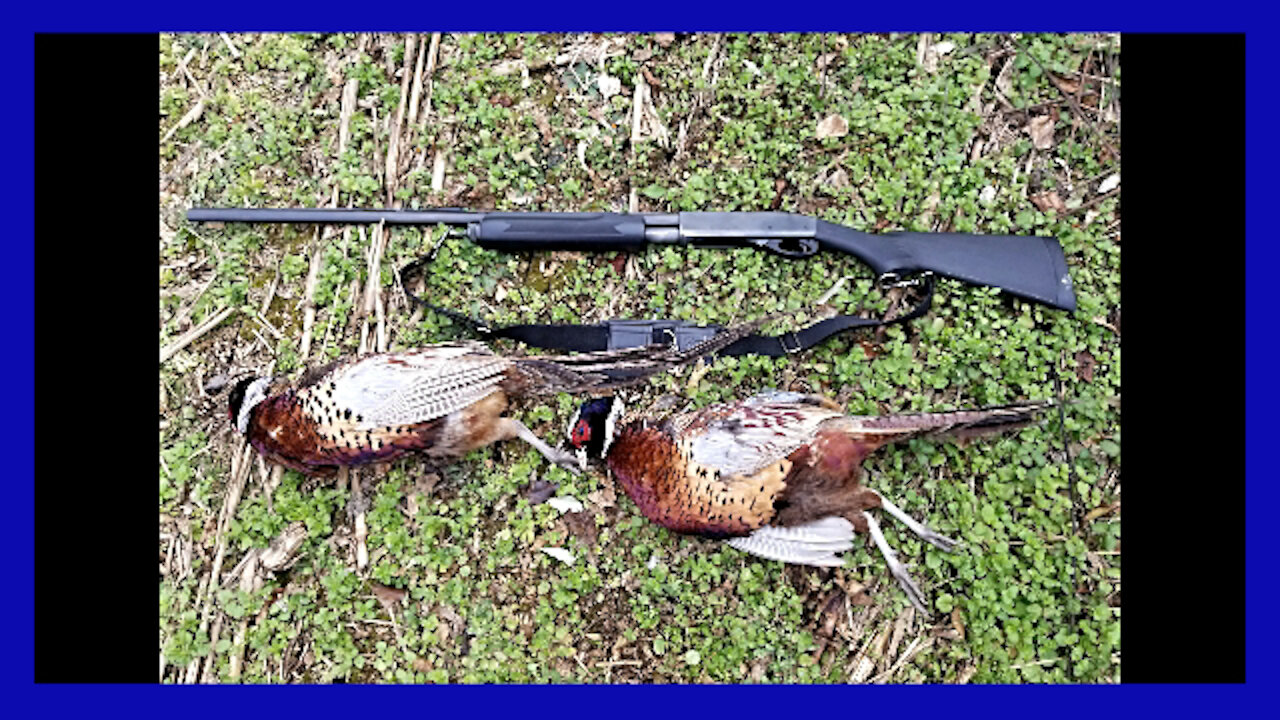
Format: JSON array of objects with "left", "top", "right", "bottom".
[{"left": 186, "top": 207, "right": 1076, "bottom": 311}]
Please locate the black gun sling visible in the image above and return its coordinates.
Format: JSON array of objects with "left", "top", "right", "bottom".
[{"left": 398, "top": 254, "right": 935, "bottom": 357}]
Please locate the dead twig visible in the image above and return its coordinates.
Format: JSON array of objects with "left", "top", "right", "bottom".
[
  {"left": 701, "top": 34, "right": 722, "bottom": 82},
  {"left": 386, "top": 35, "right": 416, "bottom": 205},
  {"left": 252, "top": 310, "right": 283, "bottom": 341},
  {"left": 168, "top": 269, "right": 218, "bottom": 330},
  {"left": 162, "top": 99, "right": 206, "bottom": 144},
  {"left": 337, "top": 78, "right": 359, "bottom": 159},
  {"left": 1068, "top": 187, "right": 1121, "bottom": 217},
  {"left": 408, "top": 33, "right": 427, "bottom": 127},
  {"left": 199, "top": 614, "right": 224, "bottom": 683},
  {"left": 298, "top": 230, "right": 324, "bottom": 361},
  {"left": 219, "top": 32, "right": 241, "bottom": 59},
  {"left": 350, "top": 468, "right": 369, "bottom": 570},
  {"left": 419, "top": 33, "right": 442, "bottom": 122},
  {"left": 259, "top": 263, "right": 280, "bottom": 316},
  {"left": 161, "top": 305, "right": 235, "bottom": 365},
  {"left": 869, "top": 634, "right": 932, "bottom": 683},
  {"left": 184, "top": 441, "right": 253, "bottom": 683}
]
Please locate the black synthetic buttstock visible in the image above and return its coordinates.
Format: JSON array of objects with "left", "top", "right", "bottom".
[{"left": 814, "top": 220, "right": 1076, "bottom": 311}]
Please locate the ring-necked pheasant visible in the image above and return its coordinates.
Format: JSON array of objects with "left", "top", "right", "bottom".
[
  {"left": 567, "top": 391, "right": 1051, "bottom": 613},
  {"left": 226, "top": 318, "right": 775, "bottom": 476}
]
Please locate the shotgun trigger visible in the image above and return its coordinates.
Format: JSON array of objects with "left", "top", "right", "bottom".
[{"left": 749, "top": 238, "right": 819, "bottom": 258}]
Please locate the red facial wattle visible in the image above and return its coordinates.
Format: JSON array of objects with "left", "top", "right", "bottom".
[{"left": 571, "top": 420, "right": 591, "bottom": 448}]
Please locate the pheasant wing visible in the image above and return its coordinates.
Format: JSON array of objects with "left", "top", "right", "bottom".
[
  {"left": 685, "top": 392, "right": 845, "bottom": 478},
  {"left": 326, "top": 343, "right": 511, "bottom": 428},
  {"left": 726, "top": 517, "right": 854, "bottom": 567}
]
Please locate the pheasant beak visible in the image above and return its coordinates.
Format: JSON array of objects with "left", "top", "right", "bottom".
[{"left": 575, "top": 446, "right": 589, "bottom": 472}]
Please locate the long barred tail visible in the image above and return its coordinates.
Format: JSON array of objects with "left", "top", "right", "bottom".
[{"left": 843, "top": 400, "right": 1055, "bottom": 446}]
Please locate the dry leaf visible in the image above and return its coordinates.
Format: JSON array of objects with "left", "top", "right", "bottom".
[
  {"left": 930, "top": 627, "right": 962, "bottom": 641},
  {"left": 1084, "top": 502, "right": 1121, "bottom": 524},
  {"left": 646, "top": 549, "right": 662, "bottom": 570},
  {"left": 815, "top": 114, "right": 848, "bottom": 140},
  {"left": 771, "top": 177, "right": 789, "bottom": 210},
  {"left": 1098, "top": 174, "right": 1120, "bottom": 194},
  {"left": 562, "top": 511, "right": 598, "bottom": 546},
  {"left": 819, "top": 167, "right": 849, "bottom": 190},
  {"left": 1030, "top": 191, "right": 1067, "bottom": 213},
  {"left": 640, "top": 66, "right": 662, "bottom": 89},
  {"left": 371, "top": 581, "right": 407, "bottom": 610},
  {"left": 1052, "top": 73, "right": 1081, "bottom": 94},
  {"left": 540, "top": 547, "right": 576, "bottom": 565},
  {"left": 597, "top": 73, "right": 621, "bottom": 99},
  {"left": 547, "top": 496, "right": 584, "bottom": 514},
  {"left": 1075, "top": 350, "right": 1096, "bottom": 382},
  {"left": 994, "top": 57, "right": 1015, "bottom": 99},
  {"left": 416, "top": 472, "right": 440, "bottom": 497},
  {"left": 1028, "top": 115, "right": 1056, "bottom": 149},
  {"left": 524, "top": 478, "right": 558, "bottom": 505},
  {"left": 493, "top": 59, "right": 525, "bottom": 76},
  {"left": 654, "top": 32, "right": 675, "bottom": 48},
  {"left": 630, "top": 79, "right": 670, "bottom": 148},
  {"left": 817, "top": 589, "right": 845, "bottom": 639},
  {"left": 533, "top": 111, "right": 553, "bottom": 143},
  {"left": 950, "top": 606, "right": 966, "bottom": 641},
  {"left": 587, "top": 486, "right": 616, "bottom": 510},
  {"left": 916, "top": 35, "right": 954, "bottom": 73},
  {"left": 203, "top": 373, "right": 230, "bottom": 394},
  {"left": 686, "top": 359, "right": 710, "bottom": 392}
]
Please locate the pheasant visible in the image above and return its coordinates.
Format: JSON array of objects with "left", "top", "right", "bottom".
[
  {"left": 226, "top": 318, "right": 774, "bottom": 476},
  {"left": 567, "top": 391, "right": 1051, "bottom": 613}
]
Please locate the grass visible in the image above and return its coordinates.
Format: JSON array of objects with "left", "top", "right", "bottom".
[{"left": 159, "top": 32, "right": 1121, "bottom": 684}]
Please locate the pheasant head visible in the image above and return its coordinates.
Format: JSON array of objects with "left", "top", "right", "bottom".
[
  {"left": 566, "top": 396, "right": 625, "bottom": 469},
  {"left": 227, "top": 375, "right": 272, "bottom": 435}
]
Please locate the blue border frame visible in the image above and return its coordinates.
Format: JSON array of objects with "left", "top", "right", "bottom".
[{"left": 13, "top": 2, "right": 1272, "bottom": 711}]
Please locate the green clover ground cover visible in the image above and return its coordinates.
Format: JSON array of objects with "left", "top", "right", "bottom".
[{"left": 160, "top": 32, "right": 1120, "bottom": 683}]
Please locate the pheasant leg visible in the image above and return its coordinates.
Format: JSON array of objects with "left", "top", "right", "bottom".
[
  {"left": 863, "top": 511, "right": 928, "bottom": 615},
  {"left": 871, "top": 490, "right": 960, "bottom": 551},
  {"left": 500, "top": 418, "right": 582, "bottom": 475},
  {"left": 345, "top": 469, "right": 369, "bottom": 524}
]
